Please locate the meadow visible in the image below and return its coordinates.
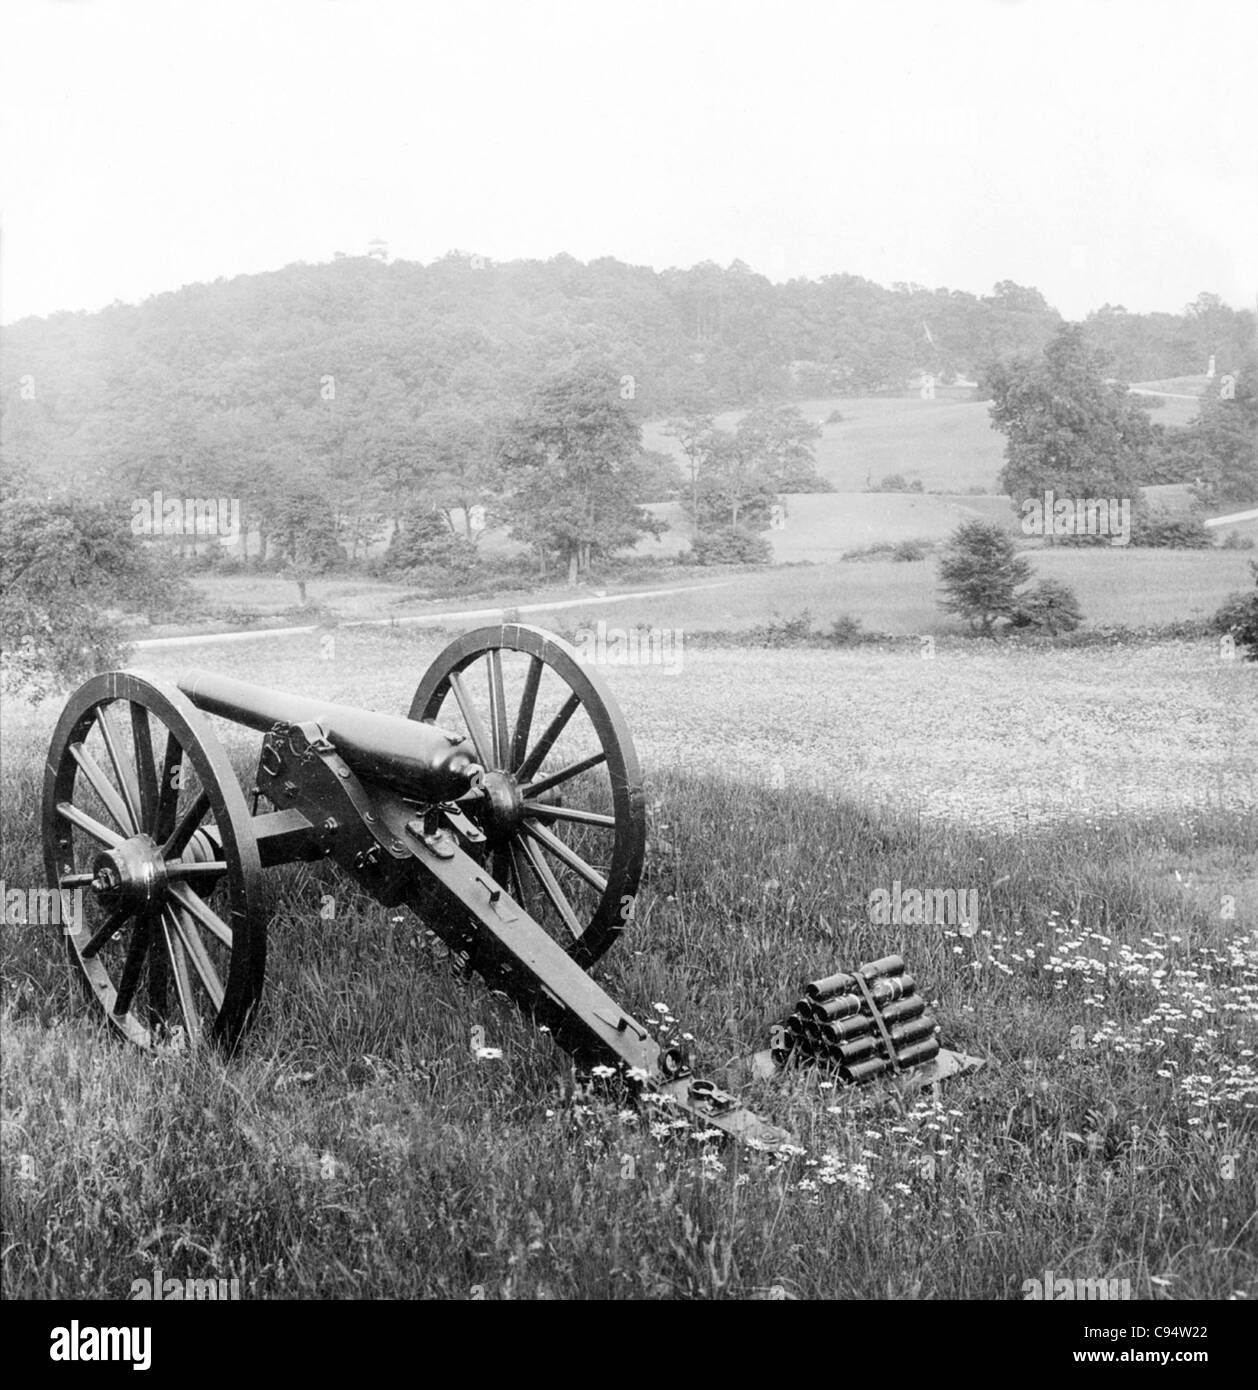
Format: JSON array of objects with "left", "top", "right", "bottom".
[
  {"left": 641, "top": 381, "right": 1206, "bottom": 495},
  {"left": 2, "top": 628, "right": 1254, "bottom": 1300},
  {"left": 173, "top": 547, "right": 1254, "bottom": 642}
]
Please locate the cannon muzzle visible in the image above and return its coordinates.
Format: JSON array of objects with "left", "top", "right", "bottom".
[{"left": 176, "top": 668, "right": 482, "bottom": 800}]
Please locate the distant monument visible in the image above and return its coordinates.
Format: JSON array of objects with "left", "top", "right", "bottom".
[
  {"left": 367, "top": 238, "right": 389, "bottom": 263},
  {"left": 1207, "top": 354, "right": 1216, "bottom": 378}
]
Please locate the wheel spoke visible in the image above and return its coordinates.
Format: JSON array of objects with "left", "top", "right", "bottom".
[
  {"left": 519, "top": 834, "right": 583, "bottom": 939},
  {"left": 81, "top": 904, "right": 133, "bottom": 959},
  {"left": 68, "top": 743, "right": 133, "bottom": 836},
  {"left": 169, "top": 882, "right": 233, "bottom": 948},
  {"left": 167, "top": 905, "right": 225, "bottom": 1012},
  {"left": 130, "top": 704, "right": 159, "bottom": 833},
  {"left": 487, "top": 650, "right": 509, "bottom": 769},
  {"left": 448, "top": 670, "right": 493, "bottom": 767},
  {"left": 524, "top": 820, "right": 609, "bottom": 894},
  {"left": 154, "top": 735, "right": 184, "bottom": 841},
  {"left": 521, "top": 750, "right": 607, "bottom": 801},
  {"left": 161, "top": 788, "right": 210, "bottom": 861},
  {"left": 516, "top": 692, "right": 581, "bottom": 783},
  {"left": 510, "top": 656, "right": 543, "bottom": 773},
  {"left": 95, "top": 706, "right": 141, "bottom": 834},
  {"left": 523, "top": 801, "right": 615, "bottom": 828},
  {"left": 160, "top": 910, "right": 201, "bottom": 1047},
  {"left": 111, "top": 911, "right": 153, "bottom": 1016},
  {"left": 57, "top": 800, "right": 125, "bottom": 849}
]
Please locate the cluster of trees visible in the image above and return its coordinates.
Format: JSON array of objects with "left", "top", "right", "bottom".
[
  {"left": 989, "top": 322, "right": 1257, "bottom": 529},
  {"left": 5, "top": 251, "right": 1250, "bottom": 573}
]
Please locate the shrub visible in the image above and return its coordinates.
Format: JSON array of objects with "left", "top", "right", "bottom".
[
  {"left": 215, "top": 605, "right": 264, "bottom": 627},
  {"left": 1221, "top": 531, "right": 1255, "bottom": 550},
  {"left": 869, "top": 473, "right": 924, "bottom": 493},
  {"left": 1130, "top": 510, "right": 1213, "bottom": 549},
  {"left": 891, "top": 540, "right": 927, "bottom": 562},
  {"left": 1213, "top": 562, "right": 1258, "bottom": 660},
  {"left": 760, "top": 610, "right": 815, "bottom": 646},
  {"left": 687, "top": 526, "right": 772, "bottom": 565},
  {"left": 825, "top": 409, "right": 845, "bottom": 424},
  {"left": 1008, "top": 579, "right": 1084, "bottom": 635},
  {"left": 827, "top": 614, "right": 865, "bottom": 645}
]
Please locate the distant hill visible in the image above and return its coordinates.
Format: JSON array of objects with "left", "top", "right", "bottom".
[{"left": 3, "top": 253, "right": 1248, "bottom": 523}]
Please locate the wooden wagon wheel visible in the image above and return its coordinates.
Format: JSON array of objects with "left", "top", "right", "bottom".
[
  {"left": 42, "top": 671, "right": 265, "bottom": 1050},
  {"left": 409, "top": 624, "right": 646, "bottom": 966}
]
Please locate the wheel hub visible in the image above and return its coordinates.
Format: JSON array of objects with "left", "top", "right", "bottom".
[
  {"left": 478, "top": 769, "right": 525, "bottom": 842},
  {"left": 91, "top": 836, "right": 168, "bottom": 912}
]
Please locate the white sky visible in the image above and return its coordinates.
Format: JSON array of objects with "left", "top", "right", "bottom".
[{"left": 1, "top": 0, "right": 1255, "bottom": 325}]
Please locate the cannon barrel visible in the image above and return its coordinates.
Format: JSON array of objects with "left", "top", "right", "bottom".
[{"left": 176, "top": 668, "right": 483, "bottom": 800}]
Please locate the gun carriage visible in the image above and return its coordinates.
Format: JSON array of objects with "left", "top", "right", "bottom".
[{"left": 44, "top": 624, "right": 978, "bottom": 1146}]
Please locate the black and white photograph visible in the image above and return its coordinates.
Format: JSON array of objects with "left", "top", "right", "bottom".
[{"left": 1, "top": 0, "right": 1255, "bottom": 1342}]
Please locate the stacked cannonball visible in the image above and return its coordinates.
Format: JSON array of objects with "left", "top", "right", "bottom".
[{"left": 771, "top": 955, "right": 940, "bottom": 1083}]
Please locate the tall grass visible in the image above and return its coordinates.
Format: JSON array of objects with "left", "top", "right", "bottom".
[{"left": 4, "top": 723, "right": 1254, "bottom": 1299}]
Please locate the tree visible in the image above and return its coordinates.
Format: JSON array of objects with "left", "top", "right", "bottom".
[
  {"left": 0, "top": 496, "right": 194, "bottom": 701},
  {"left": 662, "top": 410, "right": 714, "bottom": 524},
  {"left": 937, "top": 519, "right": 1032, "bottom": 635},
  {"left": 734, "top": 404, "right": 826, "bottom": 491},
  {"left": 988, "top": 324, "right": 1156, "bottom": 531},
  {"left": 984, "top": 328, "right": 1156, "bottom": 539},
  {"left": 265, "top": 490, "right": 344, "bottom": 604},
  {"left": 686, "top": 426, "right": 777, "bottom": 530},
  {"left": 498, "top": 363, "right": 662, "bottom": 585},
  {"left": 1182, "top": 345, "right": 1258, "bottom": 510}
]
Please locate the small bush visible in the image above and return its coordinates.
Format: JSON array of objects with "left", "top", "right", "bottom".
[
  {"left": 1008, "top": 579, "right": 1084, "bottom": 635},
  {"left": 759, "top": 610, "right": 815, "bottom": 646},
  {"left": 1213, "top": 563, "right": 1258, "bottom": 659},
  {"left": 1221, "top": 531, "right": 1255, "bottom": 550},
  {"left": 891, "top": 540, "right": 927, "bottom": 562},
  {"left": 867, "top": 473, "right": 923, "bottom": 493},
  {"left": 827, "top": 614, "right": 865, "bottom": 645},
  {"left": 1130, "top": 510, "right": 1213, "bottom": 549},
  {"left": 688, "top": 526, "right": 772, "bottom": 566},
  {"left": 825, "top": 409, "right": 845, "bottom": 424},
  {"left": 214, "top": 605, "right": 264, "bottom": 627}
]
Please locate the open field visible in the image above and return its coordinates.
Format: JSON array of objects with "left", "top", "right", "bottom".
[
  {"left": 2, "top": 633, "right": 1254, "bottom": 1299},
  {"left": 540, "top": 548, "right": 1255, "bottom": 636},
  {"left": 643, "top": 383, "right": 1208, "bottom": 497},
  {"left": 639, "top": 493, "right": 1020, "bottom": 561},
  {"left": 644, "top": 392, "right": 1008, "bottom": 494},
  {"left": 174, "top": 547, "right": 1254, "bottom": 641}
]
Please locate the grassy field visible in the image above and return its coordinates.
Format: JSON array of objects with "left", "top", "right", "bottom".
[
  {"left": 642, "top": 383, "right": 1207, "bottom": 496},
  {"left": 536, "top": 548, "right": 1255, "bottom": 636},
  {"left": 2, "top": 631, "right": 1255, "bottom": 1299},
  {"left": 643, "top": 391, "right": 1008, "bottom": 494},
  {"left": 638, "top": 493, "right": 1020, "bottom": 561},
  {"left": 174, "top": 547, "right": 1254, "bottom": 641}
]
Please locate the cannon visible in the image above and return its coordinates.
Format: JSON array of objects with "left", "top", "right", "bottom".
[{"left": 42, "top": 624, "right": 793, "bottom": 1146}]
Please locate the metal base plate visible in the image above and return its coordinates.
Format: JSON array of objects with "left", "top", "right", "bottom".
[{"left": 745, "top": 1046, "right": 985, "bottom": 1091}]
